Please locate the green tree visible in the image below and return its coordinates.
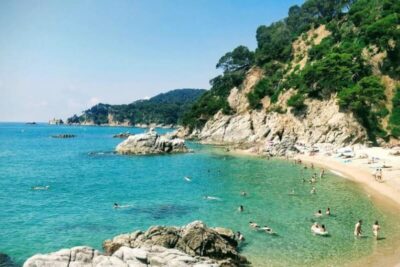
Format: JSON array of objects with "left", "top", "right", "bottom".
[{"left": 216, "top": 46, "right": 254, "bottom": 73}]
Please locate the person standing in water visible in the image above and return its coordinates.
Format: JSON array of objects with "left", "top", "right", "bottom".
[
  {"left": 372, "top": 221, "right": 381, "bottom": 240},
  {"left": 326, "top": 207, "right": 331, "bottom": 216},
  {"left": 311, "top": 187, "right": 316, "bottom": 194},
  {"left": 354, "top": 220, "right": 362, "bottom": 237},
  {"left": 238, "top": 205, "right": 244, "bottom": 212},
  {"left": 236, "top": 231, "right": 245, "bottom": 241}
]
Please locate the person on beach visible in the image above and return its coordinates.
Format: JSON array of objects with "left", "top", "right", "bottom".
[
  {"left": 249, "top": 221, "right": 259, "bottom": 229},
  {"left": 326, "top": 207, "right": 331, "bottom": 216},
  {"left": 315, "top": 210, "right": 323, "bottom": 217},
  {"left": 238, "top": 205, "right": 244, "bottom": 212},
  {"left": 372, "top": 221, "right": 381, "bottom": 240},
  {"left": 311, "top": 187, "right": 316, "bottom": 194},
  {"left": 354, "top": 220, "right": 362, "bottom": 237}
]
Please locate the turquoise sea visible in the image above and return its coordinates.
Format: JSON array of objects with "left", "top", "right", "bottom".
[{"left": 1, "top": 123, "right": 400, "bottom": 266}]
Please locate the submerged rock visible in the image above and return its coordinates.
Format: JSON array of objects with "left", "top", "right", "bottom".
[
  {"left": 51, "top": 134, "right": 76, "bottom": 139},
  {"left": 113, "top": 132, "right": 133, "bottom": 138},
  {"left": 116, "top": 128, "right": 188, "bottom": 155},
  {"left": 0, "top": 253, "right": 17, "bottom": 267},
  {"left": 23, "top": 222, "right": 244, "bottom": 267}
]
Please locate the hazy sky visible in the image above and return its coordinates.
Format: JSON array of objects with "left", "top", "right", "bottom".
[{"left": 0, "top": 0, "right": 303, "bottom": 122}]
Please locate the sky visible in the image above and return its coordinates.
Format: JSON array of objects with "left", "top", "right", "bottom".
[{"left": 0, "top": 0, "right": 303, "bottom": 122}]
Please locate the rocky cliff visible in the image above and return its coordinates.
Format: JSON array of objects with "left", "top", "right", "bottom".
[{"left": 181, "top": 67, "right": 368, "bottom": 156}]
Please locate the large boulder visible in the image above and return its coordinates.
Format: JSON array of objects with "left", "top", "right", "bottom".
[
  {"left": 116, "top": 129, "right": 188, "bottom": 155},
  {"left": 103, "top": 221, "right": 247, "bottom": 267},
  {"left": 23, "top": 246, "right": 100, "bottom": 267},
  {"left": 23, "top": 245, "right": 219, "bottom": 267}
]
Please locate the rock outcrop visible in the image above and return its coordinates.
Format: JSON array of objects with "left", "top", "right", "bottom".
[
  {"left": 48, "top": 118, "right": 64, "bottom": 125},
  {"left": 113, "top": 132, "right": 133, "bottom": 138},
  {"left": 182, "top": 67, "right": 368, "bottom": 156},
  {"left": 116, "top": 129, "right": 188, "bottom": 155},
  {"left": 51, "top": 134, "right": 76, "bottom": 139},
  {"left": 23, "top": 245, "right": 220, "bottom": 267},
  {"left": 23, "top": 221, "right": 246, "bottom": 267},
  {"left": 103, "top": 221, "right": 246, "bottom": 267}
]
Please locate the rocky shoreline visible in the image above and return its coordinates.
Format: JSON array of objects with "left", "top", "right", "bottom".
[{"left": 23, "top": 221, "right": 248, "bottom": 267}]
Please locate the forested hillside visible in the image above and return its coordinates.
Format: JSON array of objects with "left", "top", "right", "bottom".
[
  {"left": 68, "top": 89, "right": 205, "bottom": 126},
  {"left": 182, "top": 0, "right": 400, "bottom": 144}
]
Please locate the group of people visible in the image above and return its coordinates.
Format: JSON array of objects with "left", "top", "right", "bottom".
[
  {"left": 314, "top": 208, "right": 331, "bottom": 217},
  {"left": 249, "top": 221, "right": 274, "bottom": 234},
  {"left": 354, "top": 220, "right": 381, "bottom": 239}
]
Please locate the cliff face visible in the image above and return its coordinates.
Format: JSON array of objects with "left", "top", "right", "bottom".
[{"left": 184, "top": 67, "right": 368, "bottom": 155}]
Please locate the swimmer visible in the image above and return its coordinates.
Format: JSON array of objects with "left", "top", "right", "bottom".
[
  {"left": 113, "top": 203, "right": 119, "bottom": 209},
  {"left": 260, "top": 225, "right": 274, "bottom": 234},
  {"left": 311, "top": 222, "right": 320, "bottom": 232},
  {"left": 240, "top": 191, "right": 247, "bottom": 197},
  {"left": 203, "top": 195, "right": 220, "bottom": 200},
  {"left": 315, "top": 210, "right": 323, "bottom": 217},
  {"left": 289, "top": 189, "right": 295, "bottom": 195},
  {"left": 32, "top": 186, "right": 49, "bottom": 190},
  {"left": 310, "top": 187, "right": 316, "bottom": 194},
  {"left": 326, "top": 207, "right": 331, "bottom": 216},
  {"left": 354, "top": 220, "right": 362, "bottom": 237},
  {"left": 236, "top": 231, "right": 245, "bottom": 241},
  {"left": 372, "top": 221, "right": 380, "bottom": 240},
  {"left": 249, "top": 221, "right": 260, "bottom": 229},
  {"left": 184, "top": 176, "right": 192, "bottom": 182},
  {"left": 238, "top": 205, "right": 244, "bottom": 212}
]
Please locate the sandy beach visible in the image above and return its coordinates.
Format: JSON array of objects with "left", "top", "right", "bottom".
[{"left": 296, "top": 146, "right": 400, "bottom": 207}]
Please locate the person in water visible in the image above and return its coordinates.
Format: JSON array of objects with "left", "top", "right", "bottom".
[
  {"left": 249, "top": 221, "right": 259, "bottom": 229},
  {"left": 310, "top": 187, "right": 316, "bottom": 194},
  {"left": 372, "top": 221, "right": 381, "bottom": 240},
  {"left": 326, "top": 207, "right": 331, "bottom": 216},
  {"left": 240, "top": 191, "right": 247, "bottom": 197},
  {"left": 238, "top": 205, "right": 244, "bottom": 212},
  {"left": 261, "top": 225, "right": 273, "bottom": 234},
  {"left": 113, "top": 203, "right": 119, "bottom": 209},
  {"left": 321, "top": 224, "right": 327, "bottom": 233},
  {"left": 236, "top": 231, "right": 245, "bottom": 241},
  {"left": 354, "top": 220, "right": 362, "bottom": 237},
  {"left": 315, "top": 210, "right": 323, "bottom": 217}
]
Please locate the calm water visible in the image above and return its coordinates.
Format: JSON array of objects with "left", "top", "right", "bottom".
[{"left": 1, "top": 123, "right": 399, "bottom": 266}]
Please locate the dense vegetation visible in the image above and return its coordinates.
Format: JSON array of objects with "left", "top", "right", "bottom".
[
  {"left": 67, "top": 89, "right": 205, "bottom": 125},
  {"left": 182, "top": 0, "right": 400, "bottom": 143}
]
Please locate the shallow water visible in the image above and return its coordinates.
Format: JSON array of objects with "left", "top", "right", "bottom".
[{"left": 0, "top": 123, "right": 399, "bottom": 266}]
